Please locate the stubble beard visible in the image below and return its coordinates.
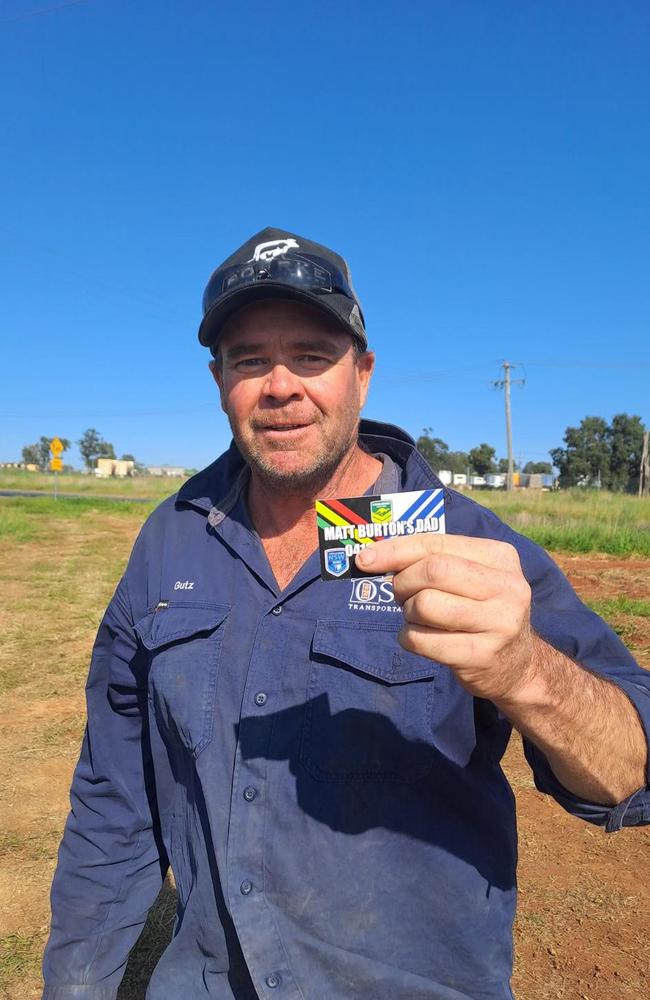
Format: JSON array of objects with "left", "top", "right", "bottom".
[{"left": 230, "top": 413, "right": 360, "bottom": 496}]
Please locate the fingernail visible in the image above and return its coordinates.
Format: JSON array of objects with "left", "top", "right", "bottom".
[{"left": 356, "top": 547, "right": 376, "bottom": 567}]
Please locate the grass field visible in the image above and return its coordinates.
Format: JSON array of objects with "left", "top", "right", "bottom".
[
  {"left": 0, "top": 469, "right": 184, "bottom": 499},
  {"left": 1, "top": 485, "right": 649, "bottom": 998},
  {"left": 474, "top": 487, "right": 650, "bottom": 556},
  {"left": 3, "top": 469, "right": 649, "bottom": 555}
]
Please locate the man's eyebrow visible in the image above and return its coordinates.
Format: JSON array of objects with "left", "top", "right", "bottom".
[
  {"left": 222, "top": 338, "right": 343, "bottom": 360},
  {"left": 221, "top": 342, "right": 266, "bottom": 361},
  {"left": 290, "top": 338, "right": 343, "bottom": 354}
]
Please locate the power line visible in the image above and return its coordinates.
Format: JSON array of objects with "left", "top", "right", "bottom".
[
  {"left": 0, "top": 0, "right": 90, "bottom": 24},
  {"left": 0, "top": 404, "right": 217, "bottom": 419},
  {"left": 517, "top": 359, "right": 650, "bottom": 370},
  {"left": 0, "top": 224, "right": 192, "bottom": 327}
]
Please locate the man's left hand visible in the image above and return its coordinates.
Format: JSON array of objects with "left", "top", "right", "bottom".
[{"left": 356, "top": 534, "right": 535, "bottom": 705}]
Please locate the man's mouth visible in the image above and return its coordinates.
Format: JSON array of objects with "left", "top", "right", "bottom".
[{"left": 256, "top": 422, "right": 311, "bottom": 432}]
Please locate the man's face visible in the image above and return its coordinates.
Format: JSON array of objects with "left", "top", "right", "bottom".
[{"left": 210, "top": 299, "right": 374, "bottom": 490}]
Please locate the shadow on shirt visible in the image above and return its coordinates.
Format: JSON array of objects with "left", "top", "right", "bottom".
[
  {"left": 236, "top": 694, "right": 516, "bottom": 892},
  {"left": 117, "top": 692, "right": 515, "bottom": 997}
]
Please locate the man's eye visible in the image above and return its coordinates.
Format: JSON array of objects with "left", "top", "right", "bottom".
[
  {"left": 236, "top": 357, "right": 266, "bottom": 369},
  {"left": 299, "top": 354, "right": 330, "bottom": 365}
]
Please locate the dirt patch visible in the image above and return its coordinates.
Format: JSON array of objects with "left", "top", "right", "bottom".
[
  {"left": 0, "top": 693, "right": 81, "bottom": 937},
  {"left": 551, "top": 554, "right": 650, "bottom": 670},
  {"left": 553, "top": 554, "right": 650, "bottom": 603},
  {"left": 505, "top": 735, "right": 650, "bottom": 1000}
]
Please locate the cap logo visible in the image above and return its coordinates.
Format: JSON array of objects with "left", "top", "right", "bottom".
[{"left": 249, "top": 238, "right": 299, "bottom": 263}]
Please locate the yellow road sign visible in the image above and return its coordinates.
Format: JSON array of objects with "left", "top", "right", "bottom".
[
  {"left": 50, "top": 437, "right": 64, "bottom": 456},
  {"left": 50, "top": 457, "right": 63, "bottom": 472}
]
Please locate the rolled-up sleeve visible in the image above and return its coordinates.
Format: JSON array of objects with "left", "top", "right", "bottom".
[
  {"left": 524, "top": 740, "right": 650, "bottom": 831},
  {"left": 42, "top": 572, "right": 167, "bottom": 999},
  {"left": 512, "top": 531, "right": 650, "bottom": 831}
]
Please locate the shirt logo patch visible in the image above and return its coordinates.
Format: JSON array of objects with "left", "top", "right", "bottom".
[
  {"left": 174, "top": 580, "right": 195, "bottom": 590},
  {"left": 348, "top": 577, "right": 400, "bottom": 613}
]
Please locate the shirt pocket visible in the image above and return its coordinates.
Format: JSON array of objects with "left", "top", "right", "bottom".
[
  {"left": 301, "top": 619, "right": 438, "bottom": 783},
  {"left": 135, "top": 601, "right": 231, "bottom": 758}
]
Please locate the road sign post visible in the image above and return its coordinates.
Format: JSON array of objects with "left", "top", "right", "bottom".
[{"left": 50, "top": 438, "right": 64, "bottom": 500}]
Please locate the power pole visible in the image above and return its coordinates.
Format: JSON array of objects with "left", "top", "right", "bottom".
[
  {"left": 640, "top": 431, "right": 650, "bottom": 497},
  {"left": 494, "top": 362, "right": 525, "bottom": 491}
]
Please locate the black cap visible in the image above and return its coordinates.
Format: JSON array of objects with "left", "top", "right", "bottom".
[{"left": 198, "top": 227, "right": 367, "bottom": 352}]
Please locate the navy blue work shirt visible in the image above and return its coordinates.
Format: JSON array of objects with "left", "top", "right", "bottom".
[{"left": 43, "top": 421, "right": 650, "bottom": 1000}]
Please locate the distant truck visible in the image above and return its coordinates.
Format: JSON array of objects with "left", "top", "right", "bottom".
[
  {"left": 522, "top": 473, "right": 556, "bottom": 490},
  {"left": 435, "top": 471, "right": 470, "bottom": 487}
]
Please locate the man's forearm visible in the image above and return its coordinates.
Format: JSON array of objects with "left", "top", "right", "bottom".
[{"left": 496, "top": 634, "right": 648, "bottom": 806}]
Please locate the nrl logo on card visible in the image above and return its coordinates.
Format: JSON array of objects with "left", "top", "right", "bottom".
[
  {"left": 370, "top": 499, "right": 393, "bottom": 523},
  {"left": 324, "top": 548, "right": 349, "bottom": 578}
]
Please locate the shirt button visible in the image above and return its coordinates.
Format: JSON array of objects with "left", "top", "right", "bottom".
[
  {"left": 271, "top": 605, "right": 282, "bottom": 615},
  {"left": 240, "top": 879, "right": 253, "bottom": 895},
  {"left": 243, "top": 786, "right": 257, "bottom": 802},
  {"left": 254, "top": 692, "right": 268, "bottom": 706},
  {"left": 265, "top": 973, "right": 281, "bottom": 989}
]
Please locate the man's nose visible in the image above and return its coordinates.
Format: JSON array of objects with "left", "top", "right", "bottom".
[{"left": 263, "top": 363, "right": 304, "bottom": 401}]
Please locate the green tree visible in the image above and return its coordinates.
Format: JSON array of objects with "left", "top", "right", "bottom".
[
  {"left": 523, "top": 461, "right": 552, "bottom": 475},
  {"left": 78, "top": 428, "right": 116, "bottom": 470},
  {"left": 416, "top": 429, "right": 450, "bottom": 471},
  {"left": 21, "top": 436, "right": 70, "bottom": 472},
  {"left": 468, "top": 443, "right": 496, "bottom": 477},
  {"left": 497, "top": 457, "right": 521, "bottom": 474},
  {"left": 416, "top": 430, "right": 469, "bottom": 475},
  {"left": 550, "top": 416, "right": 610, "bottom": 488},
  {"left": 607, "top": 414, "right": 645, "bottom": 492},
  {"left": 446, "top": 450, "right": 470, "bottom": 475}
]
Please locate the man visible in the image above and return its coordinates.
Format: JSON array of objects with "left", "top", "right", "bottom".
[{"left": 43, "top": 228, "right": 650, "bottom": 1000}]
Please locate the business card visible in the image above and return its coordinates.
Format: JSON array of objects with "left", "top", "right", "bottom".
[{"left": 315, "top": 489, "right": 445, "bottom": 581}]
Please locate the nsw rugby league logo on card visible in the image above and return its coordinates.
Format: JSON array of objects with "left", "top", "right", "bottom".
[
  {"left": 324, "top": 548, "right": 349, "bottom": 578},
  {"left": 316, "top": 489, "right": 445, "bottom": 581}
]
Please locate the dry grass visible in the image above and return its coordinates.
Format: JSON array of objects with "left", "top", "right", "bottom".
[
  {"left": 0, "top": 469, "right": 186, "bottom": 499},
  {"left": 475, "top": 487, "right": 650, "bottom": 556}
]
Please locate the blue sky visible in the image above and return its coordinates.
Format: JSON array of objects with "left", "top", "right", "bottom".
[{"left": 2, "top": 0, "right": 649, "bottom": 470}]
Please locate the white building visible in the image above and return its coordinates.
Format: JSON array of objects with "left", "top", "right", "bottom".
[
  {"left": 95, "top": 458, "right": 135, "bottom": 478},
  {"left": 146, "top": 466, "right": 186, "bottom": 478}
]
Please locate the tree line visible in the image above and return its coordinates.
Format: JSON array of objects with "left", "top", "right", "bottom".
[
  {"left": 21, "top": 429, "right": 138, "bottom": 472},
  {"left": 417, "top": 411, "right": 646, "bottom": 492},
  {"left": 416, "top": 430, "right": 551, "bottom": 478},
  {"left": 550, "top": 413, "right": 646, "bottom": 492},
  {"left": 20, "top": 414, "right": 646, "bottom": 492}
]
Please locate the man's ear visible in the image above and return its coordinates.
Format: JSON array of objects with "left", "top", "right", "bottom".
[
  {"left": 356, "top": 350, "right": 375, "bottom": 410},
  {"left": 208, "top": 359, "right": 227, "bottom": 413}
]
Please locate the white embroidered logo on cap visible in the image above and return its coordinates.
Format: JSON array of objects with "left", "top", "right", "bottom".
[{"left": 249, "top": 238, "right": 299, "bottom": 263}]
